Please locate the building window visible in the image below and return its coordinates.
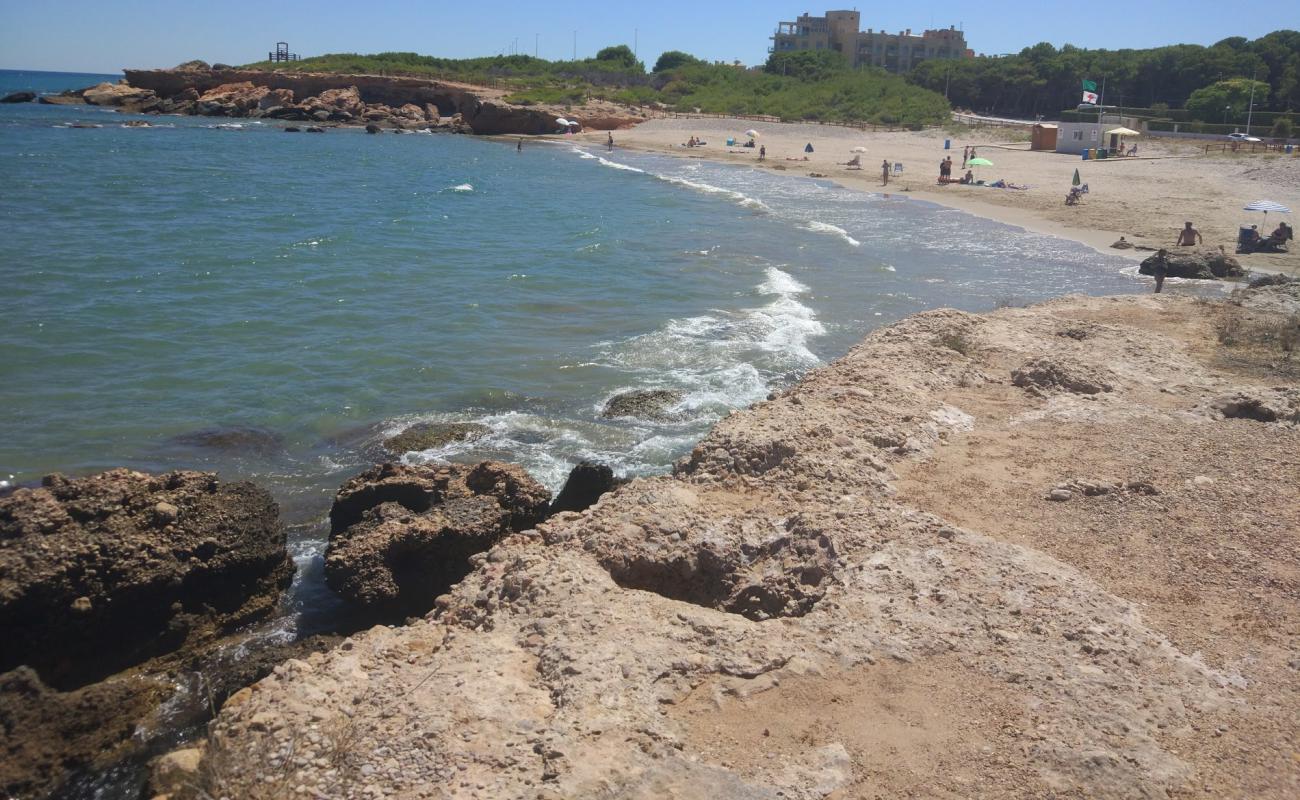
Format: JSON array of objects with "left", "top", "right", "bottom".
[{"left": 1073, "top": 131, "right": 1083, "bottom": 140}]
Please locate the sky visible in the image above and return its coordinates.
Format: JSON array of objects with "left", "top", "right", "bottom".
[{"left": 0, "top": 0, "right": 1287, "bottom": 74}]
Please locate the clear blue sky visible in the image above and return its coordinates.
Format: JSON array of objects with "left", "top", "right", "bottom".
[{"left": 0, "top": 0, "right": 1284, "bottom": 74}]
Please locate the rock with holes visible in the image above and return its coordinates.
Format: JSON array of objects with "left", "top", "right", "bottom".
[
  {"left": 602, "top": 389, "right": 683, "bottom": 420},
  {"left": 1011, "top": 356, "right": 1114, "bottom": 396},
  {"left": 0, "top": 469, "right": 291, "bottom": 690},
  {"left": 324, "top": 462, "right": 550, "bottom": 619},
  {"left": 549, "top": 461, "right": 625, "bottom": 514},
  {"left": 1202, "top": 388, "right": 1300, "bottom": 425}
]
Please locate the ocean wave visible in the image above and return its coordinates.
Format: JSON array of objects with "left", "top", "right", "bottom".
[
  {"left": 656, "top": 174, "right": 769, "bottom": 211},
  {"left": 596, "top": 156, "right": 645, "bottom": 173},
  {"left": 450, "top": 183, "right": 474, "bottom": 193},
  {"left": 757, "top": 266, "right": 810, "bottom": 295},
  {"left": 801, "top": 220, "right": 860, "bottom": 247}
]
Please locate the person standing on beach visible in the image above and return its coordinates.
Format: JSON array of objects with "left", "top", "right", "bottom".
[
  {"left": 607, "top": 132, "right": 614, "bottom": 151},
  {"left": 517, "top": 138, "right": 523, "bottom": 151},
  {"left": 962, "top": 146, "right": 969, "bottom": 168},
  {"left": 1151, "top": 249, "right": 1169, "bottom": 293},
  {"left": 1175, "top": 222, "right": 1202, "bottom": 246},
  {"left": 759, "top": 145, "right": 766, "bottom": 161},
  {"left": 881, "top": 159, "right": 890, "bottom": 185}
]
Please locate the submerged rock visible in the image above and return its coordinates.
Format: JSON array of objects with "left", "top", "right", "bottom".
[
  {"left": 601, "top": 389, "right": 683, "bottom": 420},
  {"left": 170, "top": 424, "right": 285, "bottom": 455},
  {"left": 0, "top": 91, "right": 35, "bottom": 103},
  {"left": 325, "top": 462, "right": 550, "bottom": 619},
  {"left": 1139, "top": 249, "right": 1244, "bottom": 280},
  {"left": 0, "top": 468, "right": 292, "bottom": 689},
  {"left": 383, "top": 422, "right": 489, "bottom": 455}
]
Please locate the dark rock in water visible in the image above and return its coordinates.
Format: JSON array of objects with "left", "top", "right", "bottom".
[
  {"left": 365, "top": 123, "right": 382, "bottom": 134},
  {"left": 171, "top": 424, "right": 285, "bottom": 454},
  {"left": 0, "top": 666, "right": 167, "bottom": 800},
  {"left": 325, "top": 462, "right": 550, "bottom": 619},
  {"left": 0, "top": 468, "right": 293, "bottom": 689},
  {"left": 284, "top": 126, "right": 301, "bottom": 132},
  {"left": 37, "top": 94, "right": 85, "bottom": 105},
  {"left": 383, "top": 422, "right": 489, "bottom": 454},
  {"left": 0, "top": 91, "right": 35, "bottom": 103},
  {"left": 601, "top": 389, "right": 683, "bottom": 420},
  {"left": 1248, "top": 273, "right": 1297, "bottom": 289},
  {"left": 550, "top": 461, "right": 626, "bottom": 514},
  {"left": 1139, "top": 249, "right": 1244, "bottom": 280},
  {"left": 305, "top": 126, "right": 325, "bottom": 133}
]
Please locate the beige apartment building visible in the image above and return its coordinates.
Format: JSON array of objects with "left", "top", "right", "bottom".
[{"left": 772, "top": 10, "right": 971, "bottom": 73}]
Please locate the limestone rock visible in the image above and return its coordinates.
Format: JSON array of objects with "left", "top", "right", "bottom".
[
  {"left": 1139, "top": 249, "right": 1244, "bottom": 279},
  {"left": 82, "top": 81, "right": 155, "bottom": 107},
  {"left": 1011, "top": 356, "right": 1114, "bottom": 395},
  {"left": 383, "top": 421, "right": 489, "bottom": 454},
  {"left": 549, "top": 461, "right": 625, "bottom": 514},
  {"left": 0, "top": 469, "right": 292, "bottom": 688},
  {"left": 324, "top": 462, "right": 550, "bottom": 619},
  {"left": 602, "top": 389, "right": 683, "bottom": 420}
]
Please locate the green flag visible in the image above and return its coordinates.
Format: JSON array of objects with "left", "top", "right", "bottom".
[{"left": 1082, "top": 79, "right": 1097, "bottom": 92}]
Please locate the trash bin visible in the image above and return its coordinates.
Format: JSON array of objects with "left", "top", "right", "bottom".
[
  {"left": 944, "top": 139, "right": 951, "bottom": 150},
  {"left": 1099, "top": 148, "right": 1108, "bottom": 159},
  {"left": 1082, "top": 150, "right": 1090, "bottom": 160}
]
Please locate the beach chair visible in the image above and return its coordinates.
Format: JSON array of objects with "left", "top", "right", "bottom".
[
  {"left": 845, "top": 155, "right": 862, "bottom": 170},
  {"left": 893, "top": 162, "right": 904, "bottom": 175}
]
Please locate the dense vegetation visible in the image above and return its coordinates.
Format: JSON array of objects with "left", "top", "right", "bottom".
[
  {"left": 908, "top": 30, "right": 1300, "bottom": 123},
  {"left": 239, "top": 48, "right": 951, "bottom": 126}
]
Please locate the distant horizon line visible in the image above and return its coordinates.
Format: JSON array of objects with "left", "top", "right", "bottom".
[{"left": 0, "top": 66, "right": 125, "bottom": 76}]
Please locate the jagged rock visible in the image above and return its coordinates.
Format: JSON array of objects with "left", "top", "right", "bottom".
[
  {"left": 550, "top": 461, "right": 625, "bottom": 514},
  {"left": 1011, "top": 356, "right": 1114, "bottom": 395},
  {"left": 365, "top": 123, "right": 382, "bottom": 134},
  {"left": 195, "top": 81, "right": 270, "bottom": 114},
  {"left": 150, "top": 745, "right": 204, "bottom": 797},
  {"left": 602, "top": 389, "right": 683, "bottom": 420},
  {"left": 257, "top": 87, "right": 293, "bottom": 110},
  {"left": 383, "top": 422, "right": 489, "bottom": 454},
  {"left": 173, "top": 60, "right": 210, "bottom": 71},
  {"left": 82, "top": 81, "right": 155, "bottom": 107},
  {"left": 1, "top": 91, "right": 35, "bottom": 103},
  {"left": 263, "top": 104, "right": 309, "bottom": 120},
  {"left": 1139, "top": 249, "right": 1244, "bottom": 280},
  {"left": 37, "top": 93, "right": 85, "bottom": 105},
  {"left": 324, "top": 462, "right": 550, "bottom": 619},
  {"left": 0, "top": 469, "right": 292, "bottom": 689},
  {"left": 1203, "top": 388, "right": 1300, "bottom": 424},
  {"left": 312, "top": 86, "right": 364, "bottom": 116}
]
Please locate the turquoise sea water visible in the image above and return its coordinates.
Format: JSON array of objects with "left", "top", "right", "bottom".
[{"left": 1, "top": 70, "right": 1209, "bottom": 635}]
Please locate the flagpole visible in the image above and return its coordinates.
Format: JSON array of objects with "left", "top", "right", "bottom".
[{"left": 1097, "top": 76, "right": 1106, "bottom": 151}]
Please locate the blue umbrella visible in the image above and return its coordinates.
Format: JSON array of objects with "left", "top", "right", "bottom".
[{"left": 1243, "top": 200, "right": 1291, "bottom": 226}]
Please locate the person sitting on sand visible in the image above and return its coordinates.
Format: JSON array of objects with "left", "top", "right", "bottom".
[
  {"left": 1112, "top": 236, "right": 1135, "bottom": 249},
  {"left": 845, "top": 154, "right": 861, "bottom": 169},
  {"left": 1175, "top": 222, "right": 1202, "bottom": 247},
  {"left": 1268, "top": 222, "right": 1293, "bottom": 243},
  {"left": 960, "top": 169, "right": 974, "bottom": 184}
]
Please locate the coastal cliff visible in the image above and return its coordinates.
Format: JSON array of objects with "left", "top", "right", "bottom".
[
  {"left": 63, "top": 65, "right": 644, "bottom": 135},
  {"left": 178, "top": 287, "right": 1300, "bottom": 799}
]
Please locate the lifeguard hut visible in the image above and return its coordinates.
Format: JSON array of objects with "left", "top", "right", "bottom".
[{"left": 268, "top": 42, "right": 300, "bottom": 63}]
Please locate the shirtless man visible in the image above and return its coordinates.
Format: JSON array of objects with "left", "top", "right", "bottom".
[{"left": 1175, "top": 222, "right": 1202, "bottom": 246}]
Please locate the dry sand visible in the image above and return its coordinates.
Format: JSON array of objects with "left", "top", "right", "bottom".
[{"left": 573, "top": 119, "right": 1300, "bottom": 276}]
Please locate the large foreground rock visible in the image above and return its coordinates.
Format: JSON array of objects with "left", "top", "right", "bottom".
[
  {"left": 194, "top": 298, "right": 1300, "bottom": 799},
  {"left": 325, "top": 462, "right": 550, "bottom": 619},
  {"left": 0, "top": 468, "right": 292, "bottom": 688},
  {"left": 81, "top": 81, "right": 156, "bottom": 108},
  {"left": 1139, "top": 248, "right": 1244, "bottom": 279}
]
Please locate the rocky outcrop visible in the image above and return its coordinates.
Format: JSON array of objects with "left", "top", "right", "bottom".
[
  {"left": 193, "top": 296, "right": 1300, "bottom": 799},
  {"left": 602, "top": 388, "right": 683, "bottom": 419},
  {"left": 0, "top": 468, "right": 293, "bottom": 688},
  {"left": 324, "top": 462, "right": 551, "bottom": 619},
  {"left": 1139, "top": 248, "right": 1245, "bottom": 279},
  {"left": 82, "top": 81, "right": 157, "bottom": 110},
  {"left": 1011, "top": 355, "right": 1115, "bottom": 395},
  {"left": 120, "top": 67, "right": 564, "bottom": 134},
  {"left": 383, "top": 421, "right": 489, "bottom": 455},
  {"left": 0, "top": 91, "right": 35, "bottom": 103}
]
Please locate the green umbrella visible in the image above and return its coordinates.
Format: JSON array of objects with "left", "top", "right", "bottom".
[
  {"left": 967, "top": 157, "right": 994, "bottom": 166},
  {"left": 1072, "top": 168, "right": 1081, "bottom": 186}
]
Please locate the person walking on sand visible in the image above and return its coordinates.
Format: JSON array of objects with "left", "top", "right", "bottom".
[
  {"left": 1175, "top": 221, "right": 1202, "bottom": 247},
  {"left": 759, "top": 145, "right": 766, "bottom": 161},
  {"left": 962, "top": 146, "right": 969, "bottom": 168},
  {"left": 1151, "top": 249, "right": 1169, "bottom": 294},
  {"left": 607, "top": 132, "right": 614, "bottom": 151},
  {"left": 881, "top": 159, "right": 891, "bottom": 185}
]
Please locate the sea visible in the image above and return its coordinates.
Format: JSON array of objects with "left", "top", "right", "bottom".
[{"left": 1, "top": 69, "right": 1211, "bottom": 626}]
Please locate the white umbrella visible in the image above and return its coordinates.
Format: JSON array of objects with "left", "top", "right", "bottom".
[
  {"left": 1244, "top": 200, "right": 1292, "bottom": 227},
  {"left": 851, "top": 146, "right": 868, "bottom": 153},
  {"left": 744, "top": 129, "right": 760, "bottom": 139},
  {"left": 555, "top": 117, "right": 570, "bottom": 126}
]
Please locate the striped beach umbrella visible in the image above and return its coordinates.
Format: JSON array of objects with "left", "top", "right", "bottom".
[{"left": 1242, "top": 200, "right": 1291, "bottom": 213}]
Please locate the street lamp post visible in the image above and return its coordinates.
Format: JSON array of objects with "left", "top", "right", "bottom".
[
  {"left": 1245, "top": 69, "right": 1258, "bottom": 136},
  {"left": 1224, "top": 105, "right": 1231, "bottom": 125}
]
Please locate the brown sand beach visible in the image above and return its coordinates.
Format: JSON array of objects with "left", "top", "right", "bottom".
[{"left": 576, "top": 119, "right": 1300, "bottom": 275}]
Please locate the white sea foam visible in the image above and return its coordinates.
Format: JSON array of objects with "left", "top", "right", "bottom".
[
  {"left": 656, "top": 175, "right": 769, "bottom": 211},
  {"left": 757, "top": 266, "right": 810, "bottom": 295},
  {"left": 595, "top": 156, "right": 645, "bottom": 173},
  {"left": 802, "top": 220, "right": 861, "bottom": 247},
  {"left": 450, "top": 183, "right": 474, "bottom": 193}
]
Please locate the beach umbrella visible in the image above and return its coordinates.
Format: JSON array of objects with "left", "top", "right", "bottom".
[
  {"left": 967, "top": 157, "right": 993, "bottom": 167},
  {"left": 745, "top": 129, "right": 760, "bottom": 138},
  {"left": 851, "top": 146, "right": 868, "bottom": 153},
  {"left": 1106, "top": 127, "right": 1141, "bottom": 136},
  {"left": 1072, "top": 168, "right": 1081, "bottom": 186},
  {"left": 1243, "top": 199, "right": 1291, "bottom": 226}
]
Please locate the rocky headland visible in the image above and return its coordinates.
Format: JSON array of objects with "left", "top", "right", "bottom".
[
  {"left": 168, "top": 285, "right": 1295, "bottom": 799},
  {"left": 38, "top": 62, "right": 644, "bottom": 135}
]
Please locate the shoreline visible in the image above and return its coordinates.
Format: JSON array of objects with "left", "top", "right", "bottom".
[{"left": 559, "top": 118, "right": 1299, "bottom": 277}]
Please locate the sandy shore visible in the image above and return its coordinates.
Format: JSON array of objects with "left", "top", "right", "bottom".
[{"left": 572, "top": 119, "right": 1300, "bottom": 276}]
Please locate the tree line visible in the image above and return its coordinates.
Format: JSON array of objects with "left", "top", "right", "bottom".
[{"left": 906, "top": 30, "right": 1300, "bottom": 121}]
